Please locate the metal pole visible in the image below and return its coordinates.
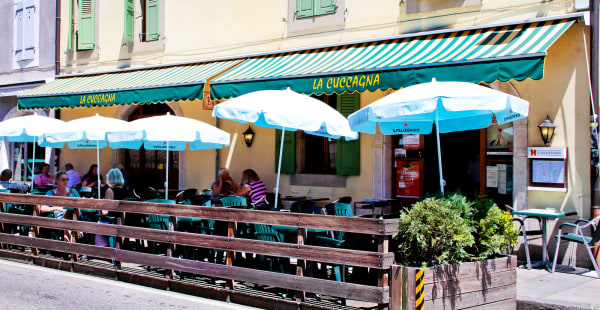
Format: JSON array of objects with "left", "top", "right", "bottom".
[
  {"left": 96, "top": 142, "right": 101, "bottom": 199},
  {"left": 435, "top": 109, "right": 445, "bottom": 195},
  {"left": 165, "top": 141, "right": 169, "bottom": 200},
  {"left": 30, "top": 137, "right": 36, "bottom": 190},
  {"left": 274, "top": 127, "right": 285, "bottom": 209}
]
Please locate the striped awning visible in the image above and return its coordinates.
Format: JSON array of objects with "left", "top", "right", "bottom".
[
  {"left": 18, "top": 60, "right": 241, "bottom": 110},
  {"left": 211, "top": 18, "right": 575, "bottom": 99}
]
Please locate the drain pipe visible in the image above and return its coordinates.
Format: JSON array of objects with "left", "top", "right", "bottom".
[{"left": 55, "top": 0, "right": 61, "bottom": 76}]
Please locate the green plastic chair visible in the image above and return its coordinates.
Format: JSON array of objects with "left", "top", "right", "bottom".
[
  {"left": 314, "top": 203, "right": 353, "bottom": 282},
  {"left": 552, "top": 215, "right": 600, "bottom": 278},
  {"left": 146, "top": 199, "right": 175, "bottom": 230},
  {"left": 254, "top": 224, "right": 287, "bottom": 273},
  {"left": 145, "top": 199, "right": 175, "bottom": 255},
  {"left": 220, "top": 196, "right": 247, "bottom": 208}
]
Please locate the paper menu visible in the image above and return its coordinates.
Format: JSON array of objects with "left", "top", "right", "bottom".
[
  {"left": 486, "top": 166, "right": 498, "bottom": 188},
  {"left": 497, "top": 164, "right": 507, "bottom": 194},
  {"left": 532, "top": 160, "right": 565, "bottom": 184}
]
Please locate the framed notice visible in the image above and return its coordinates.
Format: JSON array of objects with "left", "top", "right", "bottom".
[{"left": 528, "top": 147, "right": 567, "bottom": 190}]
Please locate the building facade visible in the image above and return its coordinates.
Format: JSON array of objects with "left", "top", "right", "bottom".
[
  {"left": 16, "top": 0, "right": 597, "bottom": 267},
  {"left": 1, "top": 0, "right": 58, "bottom": 180}
]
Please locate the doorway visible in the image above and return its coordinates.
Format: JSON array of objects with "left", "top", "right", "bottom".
[
  {"left": 422, "top": 129, "right": 481, "bottom": 197},
  {"left": 124, "top": 104, "right": 179, "bottom": 189}
]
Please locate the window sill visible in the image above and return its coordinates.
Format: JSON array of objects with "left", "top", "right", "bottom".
[{"left": 290, "top": 174, "right": 347, "bottom": 187}]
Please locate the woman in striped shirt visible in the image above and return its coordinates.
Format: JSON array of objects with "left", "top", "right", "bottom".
[{"left": 236, "top": 169, "right": 268, "bottom": 205}]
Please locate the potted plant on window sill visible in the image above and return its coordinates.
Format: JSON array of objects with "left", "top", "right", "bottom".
[{"left": 390, "top": 194, "right": 519, "bottom": 310}]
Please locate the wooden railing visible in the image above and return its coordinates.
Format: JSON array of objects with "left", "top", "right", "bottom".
[{"left": 0, "top": 193, "right": 400, "bottom": 308}]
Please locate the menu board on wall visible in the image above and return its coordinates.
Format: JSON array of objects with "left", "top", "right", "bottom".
[
  {"left": 532, "top": 160, "right": 565, "bottom": 184},
  {"left": 528, "top": 147, "right": 567, "bottom": 189}
]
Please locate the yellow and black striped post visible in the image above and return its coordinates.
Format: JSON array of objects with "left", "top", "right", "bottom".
[{"left": 415, "top": 268, "right": 424, "bottom": 310}]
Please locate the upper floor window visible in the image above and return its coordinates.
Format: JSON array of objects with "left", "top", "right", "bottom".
[
  {"left": 77, "top": 0, "right": 96, "bottom": 50},
  {"left": 13, "top": 0, "right": 39, "bottom": 66},
  {"left": 276, "top": 92, "right": 360, "bottom": 176},
  {"left": 124, "top": 0, "right": 160, "bottom": 43},
  {"left": 295, "top": 0, "right": 337, "bottom": 19}
]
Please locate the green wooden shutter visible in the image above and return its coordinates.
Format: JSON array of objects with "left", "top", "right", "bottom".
[
  {"left": 77, "top": 0, "right": 95, "bottom": 50},
  {"left": 336, "top": 93, "right": 360, "bottom": 176},
  {"left": 145, "top": 0, "right": 159, "bottom": 41},
  {"left": 275, "top": 129, "right": 296, "bottom": 174},
  {"left": 68, "top": 0, "right": 73, "bottom": 50},
  {"left": 314, "top": 0, "right": 337, "bottom": 16},
  {"left": 124, "top": 0, "right": 134, "bottom": 42},
  {"left": 295, "top": 0, "right": 314, "bottom": 18}
]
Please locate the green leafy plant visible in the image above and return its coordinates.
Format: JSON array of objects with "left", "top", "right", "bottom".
[{"left": 394, "top": 193, "right": 518, "bottom": 267}]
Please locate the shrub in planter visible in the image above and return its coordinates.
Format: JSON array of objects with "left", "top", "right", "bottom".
[{"left": 394, "top": 193, "right": 518, "bottom": 267}]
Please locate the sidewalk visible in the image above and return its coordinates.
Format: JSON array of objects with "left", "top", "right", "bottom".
[
  {"left": 0, "top": 259, "right": 258, "bottom": 310},
  {"left": 517, "top": 268, "right": 600, "bottom": 309}
]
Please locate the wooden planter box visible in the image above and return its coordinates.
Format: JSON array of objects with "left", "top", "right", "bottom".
[{"left": 390, "top": 255, "right": 516, "bottom": 310}]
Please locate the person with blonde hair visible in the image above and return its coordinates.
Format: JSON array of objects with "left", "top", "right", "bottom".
[{"left": 235, "top": 169, "right": 268, "bottom": 205}]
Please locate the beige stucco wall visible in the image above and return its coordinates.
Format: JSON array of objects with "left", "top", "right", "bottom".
[
  {"left": 60, "top": 0, "right": 578, "bottom": 74},
  {"left": 512, "top": 24, "right": 591, "bottom": 218}
]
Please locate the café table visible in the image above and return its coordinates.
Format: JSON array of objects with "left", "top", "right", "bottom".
[
  {"left": 280, "top": 196, "right": 330, "bottom": 202},
  {"left": 353, "top": 199, "right": 397, "bottom": 217},
  {"left": 512, "top": 208, "right": 577, "bottom": 270}
]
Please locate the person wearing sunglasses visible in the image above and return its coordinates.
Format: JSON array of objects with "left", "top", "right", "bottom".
[{"left": 40, "top": 171, "right": 80, "bottom": 242}]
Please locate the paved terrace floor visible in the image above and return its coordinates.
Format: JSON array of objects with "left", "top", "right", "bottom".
[{"left": 517, "top": 268, "right": 600, "bottom": 309}]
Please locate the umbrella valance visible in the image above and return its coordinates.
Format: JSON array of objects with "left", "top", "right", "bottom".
[
  {"left": 210, "top": 18, "right": 574, "bottom": 99},
  {"left": 18, "top": 60, "right": 241, "bottom": 110}
]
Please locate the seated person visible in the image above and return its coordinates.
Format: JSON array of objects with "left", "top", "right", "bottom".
[
  {"left": 81, "top": 164, "right": 104, "bottom": 188},
  {"left": 211, "top": 168, "right": 237, "bottom": 197},
  {"left": 96, "top": 168, "right": 130, "bottom": 247},
  {"left": 65, "top": 163, "right": 82, "bottom": 189},
  {"left": 235, "top": 169, "right": 268, "bottom": 205},
  {"left": 41, "top": 171, "right": 80, "bottom": 242},
  {"left": 34, "top": 163, "right": 54, "bottom": 188},
  {"left": 0, "top": 169, "right": 29, "bottom": 192}
]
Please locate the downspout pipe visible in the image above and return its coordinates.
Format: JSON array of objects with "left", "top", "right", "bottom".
[
  {"left": 591, "top": 0, "right": 600, "bottom": 214},
  {"left": 55, "top": 0, "right": 61, "bottom": 76}
]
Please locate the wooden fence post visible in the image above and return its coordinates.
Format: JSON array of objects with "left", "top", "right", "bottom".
[
  {"left": 296, "top": 227, "right": 307, "bottom": 302},
  {"left": 378, "top": 235, "right": 390, "bottom": 310},
  {"left": 114, "top": 211, "right": 123, "bottom": 271},
  {"left": 31, "top": 205, "right": 39, "bottom": 255},
  {"left": 167, "top": 215, "right": 176, "bottom": 283},
  {"left": 225, "top": 220, "right": 236, "bottom": 301}
]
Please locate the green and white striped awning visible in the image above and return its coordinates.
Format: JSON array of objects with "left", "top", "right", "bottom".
[
  {"left": 211, "top": 18, "right": 575, "bottom": 99},
  {"left": 18, "top": 60, "right": 241, "bottom": 110}
]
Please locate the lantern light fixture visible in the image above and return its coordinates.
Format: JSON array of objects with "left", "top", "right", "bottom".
[
  {"left": 243, "top": 126, "right": 255, "bottom": 147},
  {"left": 538, "top": 116, "right": 557, "bottom": 147}
]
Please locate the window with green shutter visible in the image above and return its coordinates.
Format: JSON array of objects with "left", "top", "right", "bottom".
[
  {"left": 124, "top": 0, "right": 134, "bottom": 42},
  {"left": 77, "top": 0, "right": 95, "bottom": 50},
  {"left": 144, "top": 0, "right": 159, "bottom": 41},
  {"left": 295, "top": 0, "right": 337, "bottom": 19},
  {"left": 275, "top": 129, "right": 297, "bottom": 174},
  {"left": 336, "top": 93, "right": 360, "bottom": 176},
  {"left": 314, "top": 0, "right": 338, "bottom": 16}
]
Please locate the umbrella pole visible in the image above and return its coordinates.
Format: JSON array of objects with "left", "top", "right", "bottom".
[
  {"left": 274, "top": 127, "right": 285, "bottom": 209},
  {"left": 435, "top": 110, "right": 445, "bottom": 195},
  {"left": 97, "top": 142, "right": 101, "bottom": 199},
  {"left": 30, "top": 138, "right": 36, "bottom": 190},
  {"left": 165, "top": 141, "right": 169, "bottom": 200}
]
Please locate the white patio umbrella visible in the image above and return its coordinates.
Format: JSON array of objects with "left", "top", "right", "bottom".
[
  {"left": 348, "top": 78, "right": 529, "bottom": 195},
  {"left": 122, "top": 113, "right": 231, "bottom": 200},
  {"left": 42, "top": 114, "right": 144, "bottom": 198},
  {"left": 212, "top": 88, "right": 358, "bottom": 208},
  {"left": 0, "top": 114, "right": 68, "bottom": 190}
]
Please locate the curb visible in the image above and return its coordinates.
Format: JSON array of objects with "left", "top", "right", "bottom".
[{"left": 518, "top": 297, "right": 598, "bottom": 310}]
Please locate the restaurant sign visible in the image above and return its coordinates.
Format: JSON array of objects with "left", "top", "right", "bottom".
[{"left": 311, "top": 73, "right": 380, "bottom": 93}]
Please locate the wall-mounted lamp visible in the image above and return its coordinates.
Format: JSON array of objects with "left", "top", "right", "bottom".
[
  {"left": 243, "top": 126, "right": 255, "bottom": 147},
  {"left": 538, "top": 116, "right": 557, "bottom": 147}
]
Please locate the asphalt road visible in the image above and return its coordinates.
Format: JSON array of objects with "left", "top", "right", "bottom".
[{"left": 0, "top": 259, "right": 258, "bottom": 310}]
